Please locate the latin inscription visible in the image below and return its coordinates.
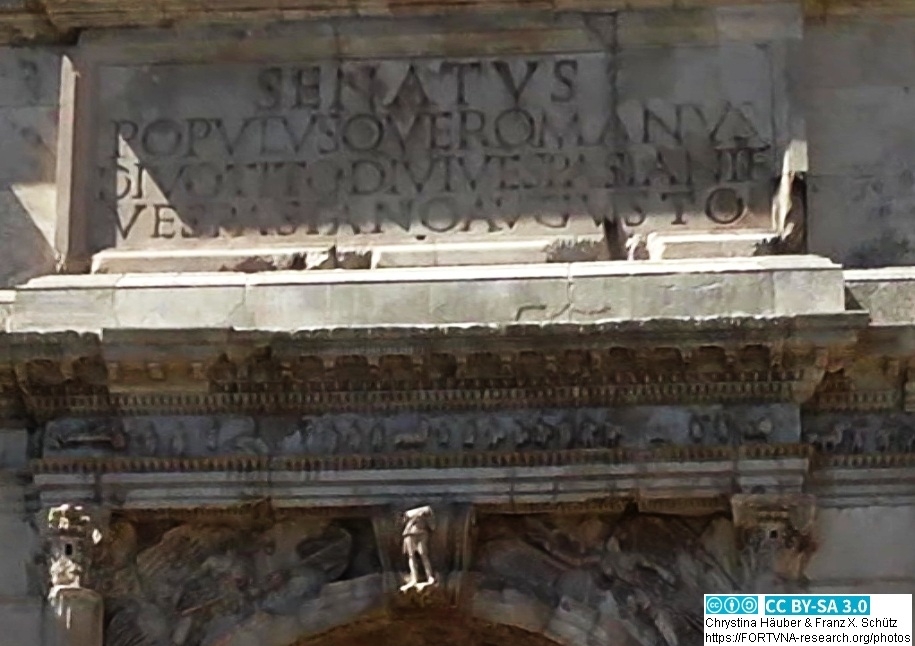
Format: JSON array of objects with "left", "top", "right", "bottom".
[{"left": 93, "top": 55, "right": 776, "bottom": 246}]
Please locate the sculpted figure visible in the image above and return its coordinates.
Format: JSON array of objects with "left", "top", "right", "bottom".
[
  {"left": 555, "top": 414, "right": 574, "bottom": 449},
  {"left": 512, "top": 417, "right": 531, "bottom": 448},
  {"left": 302, "top": 416, "right": 339, "bottom": 454},
  {"left": 486, "top": 417, "right": 510, "bottom": 450},
  {"left": 125, "top": 419, "right": 160, "bottom": 456},
  {"left": 603, "top": 423, "right": 623, "bottom": 448},
  {"left": 49, "top": 553, "right": 82, "bottom": 593},
  {"left": 202, "top": 417, "right": 269, "bottom": 455},
  {"left": 714, "top": 413, "right": 735, "bottom": 444},
  {"left": 431, "top": 417, "right": 451, "bottom": 449},
  {"left": 400, "top": 505, "right": 436, "bottom": 592},
  {"left": 688, "top": 414, "right": 706, "bottom": 444},
  {"left": 393, "top": 419, "right": 430, "bottom": 450},
  {"left": 338, "top": 418, "right": 363, "bottom": 453},
  {"left": 807, "top": 421, "right": 849, "bottom": 453},
  {"left": 875, "top": 416, "right": 915, "bottom": 453},
  {"left": 205, "top": 418, "right": 221, "bottom": 453},
  {"left": 370, "top": 420, "right": 386, "bottom": 452},
  {"left": 170, "top": 423, "right": 190, "bottom": 457},
  {"left": 463, "top": 416, "right": 480, "bottom": 450},
  {"left": 280, "top": 428, "right": 305, "bottom": 453},
  {"left": 533, "top": 415, "right": 554, "bottom": 448},
  {"left": 44, "top": 418, "right": 127, "bottom": 456},
  {"left": 579, "top": 418, "right": 598, "bottom": 449},
  {"left": 743, "top": 417, "right": 773, "bottom": 443}
]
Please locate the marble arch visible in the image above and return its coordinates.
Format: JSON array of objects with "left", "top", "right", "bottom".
[{"left": 4, "top": 4, "right": 915, "bottom": 646}]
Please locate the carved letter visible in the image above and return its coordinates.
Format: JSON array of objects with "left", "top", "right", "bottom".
[
  {"left": 444, "top": 61, "right": 482, "bottom": 107},
  {"left": 494, "top": 108, "right": 536, "bottom": 148},
  {"left": 141, "top": 119, "right": 185, "bottom": 157},
  {"left": 152, "top": 204, "right": 178, "bottom": 238},
  {"left": 257, "top": 67, "right": 283, "bottom": 110},
  {"left": 705, "top": 186, "right": 746, "bottom": 224},
  {"left": 113, "top": 204, "right": 147, "bottom": 241},
  {"left": 493, "top": 60, "right": 539, "bottom": 103},
  {"left": 388, "top": 64, "right": 433, "bottom": 109},
  {"left": 550, "top": 59, "right": 578, "bottom": 103},
  {"left": 186, "top": 118, "right": 213, "bottom": 158},
  {"left": 294, "top": 65, "right": 321, "bottom": 109}
]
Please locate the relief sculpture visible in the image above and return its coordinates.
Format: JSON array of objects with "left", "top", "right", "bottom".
[
  {"left": 40, "top": 404, "right": 799, "bottom": 460},
  {"left": 97, "top": 516, "right": 380, "bottom": 646},
  {"left": 802, "top": 413, "right": 915, "bottom": 454},
  {"left": 44, "top": 418, "right": 127, "bottom": 456},
  {"left": 472, "top": 511, "right": 807, "bottom": 646}
]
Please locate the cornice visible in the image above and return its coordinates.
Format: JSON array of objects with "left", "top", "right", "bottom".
[
  {"left": 0, "top": 315, "right": 865, "bottom": 420},
  {"left": 0, "top": 314, "right": 866, "bottom": 351},
  {"left": 2, "top": 1, "right": 912, "bottom": 48},
  {"left": 0, "top": 2, "right": 794, "bottom": 45}
]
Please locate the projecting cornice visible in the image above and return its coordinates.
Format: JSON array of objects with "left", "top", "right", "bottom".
[
  {"left": 0, "top": 257, "right": 876, "bottom": 420},
  {"left": 0, "top": 0, "right": 914, "bottom": 46}
]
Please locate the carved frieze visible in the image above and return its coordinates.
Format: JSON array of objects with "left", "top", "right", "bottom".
[
  {"left": 39, "top": 404, "right": 800, "bottom": 460},
  {"left": 802, "top": 412, "right": 915, "bottom": 454}
]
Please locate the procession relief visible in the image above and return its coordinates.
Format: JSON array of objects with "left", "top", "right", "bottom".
[
  {"left": 40, "top": 404, "right": 801, "bottom": 459},
  {"left": 39, "top": 406, "right": 915, "bottom": 460},
  {"left": 801, "top": 413, "right": 915, "bottom": 454}
]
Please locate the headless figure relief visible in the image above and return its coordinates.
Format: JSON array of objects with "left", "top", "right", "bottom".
[{"left": 400, "top": 505, "right": 435, "bottom": 592}]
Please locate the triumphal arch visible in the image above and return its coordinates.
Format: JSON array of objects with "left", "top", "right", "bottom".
[{"left": 0, "top": 1, "right": 913, "bottom": 645}]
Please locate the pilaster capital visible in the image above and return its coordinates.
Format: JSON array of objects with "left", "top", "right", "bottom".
[
  {"left": 731, "top": 493, "right": 817, "bottom": 587},
  {"left": 41, "top": 504, "right": 109, "bottom": 599},
  {"left": 731, "top": 493, "right": 816, "bottom": 540}
]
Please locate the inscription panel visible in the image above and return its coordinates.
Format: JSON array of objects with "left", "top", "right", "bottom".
[{"left": 82, "top": 30, "right": 783, "bottom": 259}]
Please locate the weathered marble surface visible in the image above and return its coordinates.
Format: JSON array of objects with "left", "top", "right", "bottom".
[
  {"left": 96, "top": 516, "right": 380, "bottom": 646},
  {"left": 0, "top": 47, "right": 60, "bottom": 287},
  {"left": 10, "top": 256, "right": 848, "bottom": 333},
  {"left": 805, "top": 17, "right": 915, "bottom": 267},
  {"left": 58, "top": 8, "right": 802, "bottom": 270},
  {"left": 40, "top": 404, "right": 800, "bottom": 459},
  {"left": 472, "top": 511, "right": 807, "bottom": 646},
  {"left": 78, "top": 504, "right": 815, "bottom": 646},
  {"left": 802, "top": 412, "right": 915, "bottom": 454}
]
